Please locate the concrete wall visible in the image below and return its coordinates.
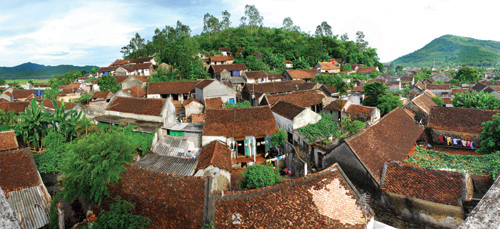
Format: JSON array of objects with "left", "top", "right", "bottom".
[
  {"left": 272, "top": 112, "right": 293, "bottom": 133},
  {"left": 185, "top": 102, "right": 204, "bottom": 119},
  {"left": 429, "top": 89, "right": 452, "bottom": 97},
  {"left": 147, "top": 94, "right": 161, "bottom": 99},
  {"left": 89, "top": 100, "right": 107, "bottom": 110},
  {"left": 293, "top": 109, "right": 321, "bottom": 130},
  {"left": 114, "top": 90, "right": 133, "bottom": 98},
  {"left": 202, "top": 136, "right": 228, "bottom": 147},
  {"left": 348, "top": 93, "right": 364, "bottom": 105},
  {"left": 104, "top": 110, "right": 163, "bottom": 122},
  {"left": 200, "top": 81, "right": 236, "bottom": 104},
  {"left": 220, "top": 69, "right": 231, "bottom": 81},
  {"left": 383, "top": 191, "right": 464, "bottom": 228},
  {"left": 122, "top": 76, "right": 145, "bottom": 89}
]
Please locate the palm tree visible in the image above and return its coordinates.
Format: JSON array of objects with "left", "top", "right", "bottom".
[
  {"left": 75, "top": 115, "right": 95, "bottom": 138},
  {"left": 332, "top": 76, "right": 353, "bottom": 132},
  {"left": 15, "top": 98, "right": 51, "bottom": 151}
]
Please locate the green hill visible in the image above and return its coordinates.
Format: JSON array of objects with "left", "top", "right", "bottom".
[
  {"left": 0, "top": 62, "right": 94, "bottom": 80},
  {"left": 391, "top": 35, "right": 500, "bottom": 68}
]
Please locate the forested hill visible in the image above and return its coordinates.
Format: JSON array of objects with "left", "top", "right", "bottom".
[
  {"left": 0, "top": 62, "right": 94, "bottom": 80},
  {"left": 119, "top": 7, "right": 383, "bottom": 81},
  {"left": 391, "top": 35, "right": 500, "bottom": 68}
]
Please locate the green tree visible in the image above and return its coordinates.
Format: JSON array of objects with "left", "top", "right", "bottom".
[
  {"left": 477, "top": 113, "right": 500, "bottom": 154},
  {"left": 97, "top": 74, "right": 122, "bottom": 93},
  {"left": 91, "top": 66, "right": 99, "bottom": 74},
  {"left": 15, "top": 98, "right": 51, "bottom": 151},
  {"left": 0, "top": 109, "right": 18, "bottom": 126},
  {"left": 377, "top": 93, "right": 402, "bottom": 114},
  {"left": 368, "top": 70, "right": 380, "bottom": 79},
  {"left": 221, "top": 10, "right": 231, "bottom": 38},
  {"left": 203, "top": 13, "right": 221, "bottom": 41},
  {"left": 432, "top": 96, "right": 445, "bottom": 106},
  {"left": 75, "top": 115, "right": 95, "bottom": 138},
  {"left": 292, "top": 56, "right": 310, "bottom": 69},
  {"left": 92, "top": 196, "right": 150, "bottom": 229},
  {"left": 355, "top": 31, "right": 368, "bottom": 53},
  {"left": 49, "top": 100, "right": 82, "bottom": 141},
  {"left": 271, "top": 128, "right": 287, "bottom": 147},
  {"left": 340, "top": 64, "right": 352, "bottom": 71},
  {"left": 244, "top": 5, "right": 263, "bottom": 37},
  {"left": 315, "top": 21, "right": 332, "bottom": 37},
  {"left": 452, "top": 90, "right": 500, "bottom": 110},
  {"left": 238, "top": 163, "right": 282, "bottom": 189},
  {"left": 62, "top": 130, "right": 137, "bottom": 204},
  {"left": 42, "top": 88, "right": 60, "bottom": 100},
  {"left": 363, "top": 81, "right": 389, "bottom": 106},
  {"left": 34, "top": 130, "right": 68, "bottom": 173},
  {"left": 395, "top": 65, "right": 404, "bottom": 75},
  {"left": 432, "top": 80, "right": 444, "bottom": 84},
  {"left": 455, "top": 66, "right": 481, "bottom": 83}
]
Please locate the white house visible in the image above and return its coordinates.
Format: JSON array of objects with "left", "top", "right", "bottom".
[{"left": 195, "top": 79, "right": 237, "bottom": 105}]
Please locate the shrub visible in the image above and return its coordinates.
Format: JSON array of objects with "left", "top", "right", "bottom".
[{"left": 238, "top": 163, "right": 282, "bottom": 189}]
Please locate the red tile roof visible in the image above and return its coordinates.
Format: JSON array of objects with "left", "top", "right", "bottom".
[
  {"left": 196, "top": 141, "right": 231, "bottom": 171},
  {"left": 285, "top": 68, "right": 319, "bottom": 80},
  {"left": 265, "top": 89, "right": 328, "bottom": 108},
  {"left": 428, "top": 106, "right": 500, "bottom": 134},
  {"left": 440, "top": 97, "right": 452, "bottom": 104},
  {"left": 451, "top": 88, "right": 469, "bottom": 95},
  {"left": 267, "top": 74, "right": 284, "bottom": 79},
  {"left": 191, "top": 114, "right": 204, "bottom": 123},
  {"left": 42, "top": 100, "right": 77, "bottom": 110},
  {"left": 109, "top": 59, "right": 130, "bottom": 67},
  {"left": 247, "top": 80, "right": 305, "bottom": 94},
  {"left": 351, "top": 85, "right": 364, "bottom": 92},
  {"left": 271, "top": 100, "right": 306, "bottom": 120},
  {"left": 381, "top": 161, "right": 467, "bottom": 206},
  {"left": 323, "top": 99, "right": 347, "bottom": 111},
  {"left": 204, "top": 97, "right": 224, "bottom": 109},
  {"left": 183, "top": 97, "right": 202, "bottom": 107},
  {"left": 345, "top": 107, "right": 424, "bottom": 183},
  {"left": 425, "top": 84, "right": 451, "bottom": 90},
  {"left": 106, "top": 97, "right": 165, "bottom": 117},
  {"left": 90, "top": 91, "right": 113, "bottom": 100},
  {"left": 0, "top": 98, "right": 9, "bottom": 103},
  {"left": 12, "top": 89, "right": 35, "bottom": 99},
  {"left": 0, "top": 130, "right": 18, "bottom": 152},
  {"left": 4, "top": 92, "right": 13, "bottom": 97},
  {"left": 147, "top": 81, "right": 198, "bottom": 95},
  {"left": 284, "top": 60, "right": 292, "bottom": 64},
  {"left": 411, "top": 93, "right": 437, "bottom": 114},
  {"left": 209, "top": 56, "right": 234, "bottom": 62},
  {"left": 356, "top": 67, "right": 378, "bottom": 74},
  {"left": 0, "top": 148, "right": 41, "bottom": 193},
  {"left": 345, "top": 104, "right": 375, "bottom": 116},
  {"left": 219, "top": 48, "right": 231, "bottom": 52},
  {"left": 210, "top": 64, "right": 248, "bottom": 74},
  {"left": 110, "top": 164, "right": 207, "bottom": 229},
  {"left": 414, "top": 82, "right": 425, "bottom": 91},
  {"left": 195, "top": 79, "right": 215, "bottom": 90},
  {"left": 244, "top": 71, "right": 267, "bottom": 79},
  {"left": 203, "top": 106, "right": 278, "bottom": 137},
  {"left": 404, "top": 108, "right": 416, "bottom": 119},
  {"left": 0, "top": 102, "right": 30, "bottom": 113},
  {"left": 124, "top": 85, "right": 146, "bottom": 98},
  {"left": 114, "top": 75, "right": 128, "bottom": 83},
  {"left": 432, "top": 146, "right": 479, "bottom": 156},
  {"left": 318, "top": 62, "right": 340, "bottom": 71},
  {"left": 214, "top": 163, "right": 370, "bottom": 228},
  {"left": 128, "top": 57, "right": 154, "bottom": 64}
]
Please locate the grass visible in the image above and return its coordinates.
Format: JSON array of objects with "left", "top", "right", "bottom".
[{"left": 5, "top": 79, "right": 50, "bottom": 84}]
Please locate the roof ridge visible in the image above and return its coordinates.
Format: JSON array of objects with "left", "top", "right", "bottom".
[{"left": 126, "top": 163, "right": 208, "bottom": 179}]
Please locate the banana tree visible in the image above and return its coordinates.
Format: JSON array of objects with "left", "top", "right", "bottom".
[
  {"left": 15, "top": 98, "right": 51, "bottom": 151},
  {"left": 50, "top": 100, "right": 82, "bottom": 141}
]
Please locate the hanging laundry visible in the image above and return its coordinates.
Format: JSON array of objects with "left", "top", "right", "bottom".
[
  {"left": 447, "top": 137, "right": 452, "bottom": 146},
  {"left": 471, "top": 142, "right": 475, "bottom": 150},
  {"left": 439, "top": 134, "right": 444, "bottom": 142},
  {"left": 461, "top": 140, "right": 467, "bottom": 147},
  {"left": 452, "top": 138, "right": 460, "bottom": 146},
  {"left": 466, "top": 141, "right": 471, "bottom": 147}
]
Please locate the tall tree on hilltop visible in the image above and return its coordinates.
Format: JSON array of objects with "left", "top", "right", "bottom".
[
  {"left": 315, "top": 21, "right": 332, "bottom": 37},
  {"left": 221, "top": 10, "right": 231, "bottom": 38},
  {"left": 203, "top": 13, "right": 221, "bottom": 41},
  {"left": 244, "top": 5, "right": 263, "bottom": 37},
  {"left": 356, "top": 31, "right": 368, "bottom": 53}
]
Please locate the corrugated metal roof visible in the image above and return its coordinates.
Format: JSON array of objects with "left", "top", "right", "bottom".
[
  {"left": 152, "top": 135, "right": 190, "bottom": 157},
  {"left": 0, "top": 185, "right": 21, "bottom": 229},
  {"left": 7, "top": 184, "right": 50, "bottom": 229},
  {"left": 134, "top": 153, "right": 198, "bottom": 176},
  {"left": 164, "top": 122, "right": 203, "bottom": 133}
]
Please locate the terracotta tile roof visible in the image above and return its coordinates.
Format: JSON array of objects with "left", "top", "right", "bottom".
[
  {"left": 345, "top": 107, "right": 424, "bottom": 183},
  {"left": 183, "top": 97, "right": 202, "bottom": 107},
  {"left": 191, "top": 113, "right": 204, "bottom": 123},
  {"left": 285, "top": 68, "right": 319, "bottom": 80},
  {"left": 356, "top": 67, "right": 378, "bottom": 74},
  {"left": 490, "top": 86, "right": 500, "bottom": 91},
  {"left": 214, "top": 163, "right": 370, "bottom": 228},
  {"left": 345, "top": 104, "right": 375, "bottom": 116},
  {"left": 403, "top": 107, "right": 416, "bottom": 119},
  {"left": 0, "top": 102, "right": 30, "bottom": 113},
  {"left": 318, "top": 62, "right": 340, "bottom": 70},
  {"left": 110, "top": 164, "right": 207, "bottom": 229},
  {"left": 451, "top": 88, "right": 469, "bottom": 95},
  {"left": 4, "top": 92, "right": 13, "bottom": 97},
  {"left": 400, "top": 76, "right": 414, "bottom": 82},
  {"left": 409, "top": 90, "right": 418, "bottom": 96},
  {"left": 123, "top": 85, "right": 146, "bottom": 98},
  {"left": 441, "top": 97, "right": 452, "bottom": 104},
  {"left": 244, "top": 71, "right": 267, "bottom": 79},
  {"left": 297, "top": 82, "right": 320, "bottom": 91},
  {"left": 12, "top": 89, "right": 34, "bottom": 99},
  {"left": 0, "top": 130, "right": 18, "bottom": 152},
  {"left": 351, "top": 85, "right": 364, "bottom": 92},
  {"left": 128, "top": 57, "right": 154, "bottom": 64},
  {"left": 265, "top": 89, "right": 328, "bottom": 107},
  {"left": 196, "top": 141, "right": 231, "bottom": 171},
  {"left": 203, "top": 106, "right": 278, "bottom": 137},
  {"left": 131, "top": 75, "right": 148, "bottom": 82},
  {"left": 0, "top": 98, "right": 9, "bottom": 103},
  {"left": 114, "top": 75, "right": 128, "bottom": 83},
  {"left": 428, "top": 106, "right": 500, "bottom": 134},
  {"left": 210, "top": 64, "right": 247, "bottom": 74},
  {"left": 425, "top": 84, "right": 451, "bottom": 90},
  {"left": 284, "top": 60, "right": 292, "bottom": 64},
  {"left": 414, "top": 81, "right": 425, "bottom": 91},
  {"left": 411, "top": 93, "right": 437, "bottom": 114},
  {"left": 90, "top": 91, "right": 113, "bottom": 100},
  {"left": 147, "top": 81, "right": 198, "bottom": 95},
  {"left": 487, "top": 81, "right": 500, "bottom": 86},
  {"left": 219, "top": 48, "right": 231, "bottom": 52},
  {"left": 126, "top": 63, "right": 153, "bottom": 72},
  {"left": 324, "top": 99, "right": 347, "bottom": 111},
  {"left": 209, "top": 56, "right": 234, "bottom": 62},
  {"left": 267, "top": 74, "right": 284, "bottom": 79},
  {"left": 204, "top": 97, "right": 224, "bottom": 109},
  {"left": 109, "top": 59, "right": 130, "bottom": 67},
  {"left": 271, "top": 100, "right": 306, "bottom": 120},
  {"left": 106, "top": 97, "right": 165, "bottom": 117},
  {"left": 42, "top": 100, "right": 77, "bottom": 110},
  {"left": 432, "top": 146, "right": 479, "bottom": 156},
  {"left": 0, "top": 148, "right": 40, "bottom": 193},
  {"left": 381, "top": 162, "right": 467, "bottom": 206},
  {"left": 195, "top": 79, "right": 215, "bottom": 90},
  {"left": 248, "top": 80, "right": 305, "bottom": 94}
]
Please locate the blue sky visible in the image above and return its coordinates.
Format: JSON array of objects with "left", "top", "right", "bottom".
[{"left": 0, "top": 0, "right": 498, "bottom": 67}]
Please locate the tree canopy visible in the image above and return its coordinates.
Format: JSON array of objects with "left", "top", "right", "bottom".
[
  {"left": 362, "top": 81, "right": 389, "bottom": 106},
  {"left": 452, "top": 90, "right": 500, "bottom": 110},
  {"left": 477, "top": 113, "right": 500, "bottom": 154},
  {"left": 92, "top": 196, "right": 150, "bottom": 229},
  {"left": 238, "top": 163, "right": 282, "bottom": 189},
  {"left": 97, "top": 74, "right": 122, "bottom": 93},
  {"left": 455, "top": 66, "right": 481, "bottom": 83}
]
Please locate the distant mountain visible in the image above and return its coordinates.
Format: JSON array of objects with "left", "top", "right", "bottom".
[
  {"left": 0, "top": 63, "right": 94, "bottom": 79},
  {"left": 391, "top": 35, "right": 500, "bottom": 68}
]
